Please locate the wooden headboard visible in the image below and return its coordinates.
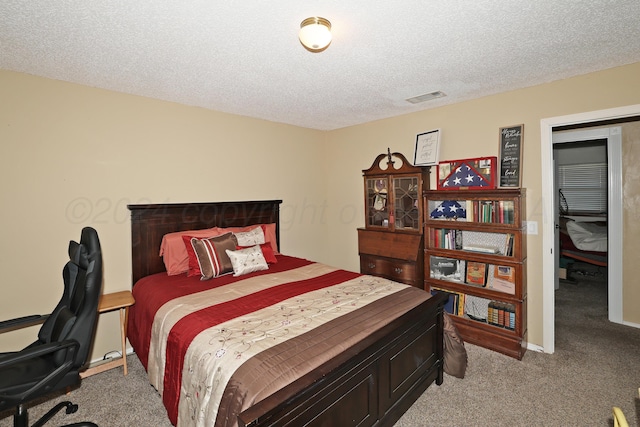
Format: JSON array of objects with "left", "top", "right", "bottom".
[{"left": 127, "top": 200, "right": 282, "bottom": 285}]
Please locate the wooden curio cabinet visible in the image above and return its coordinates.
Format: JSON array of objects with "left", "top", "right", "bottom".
[
  {"left": 423, "top": 188, "right": 527, "bottom": 359},
  {"left": 357, "top": 151, "right": 430, "bottom": 288}
]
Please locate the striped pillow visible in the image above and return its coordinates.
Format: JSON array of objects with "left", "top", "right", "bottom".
[{"left": 190, "top": 233, "right": 238, "bottom": 280}]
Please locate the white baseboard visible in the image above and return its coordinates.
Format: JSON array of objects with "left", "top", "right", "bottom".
[
  {"left": 86, "top": 346, "right": 135, "bottom": 368},
  {"left": 621, "top": 320, "right": 640, "bottom": 329},
  {"left": 527, "top": 342, "right": 545, "bottom": 353}
]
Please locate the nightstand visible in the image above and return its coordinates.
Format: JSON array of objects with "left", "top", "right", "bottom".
[{"left": 81, "top": 290, "right": 135, "bottom": 378}]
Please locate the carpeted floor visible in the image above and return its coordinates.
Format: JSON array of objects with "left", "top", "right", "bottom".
[
  {"left": 2, "top": 264, "right": 639, "bottom": 426},
  {"left": 395, "top": 264, "right": 640, "bottom": 427}
]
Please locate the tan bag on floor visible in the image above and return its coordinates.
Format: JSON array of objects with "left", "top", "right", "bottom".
[{"left": 443, "top": 312, "right": 468, "bottom": 378}]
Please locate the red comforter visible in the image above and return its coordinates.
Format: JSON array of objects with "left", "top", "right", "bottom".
[{"left": 127, "top": 255, "right": 432, "bottom": 427}]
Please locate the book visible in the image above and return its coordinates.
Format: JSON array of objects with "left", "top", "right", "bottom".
[
  {"left": 487, "top": 302, "right": 516, "bottom": 329},
  {"left": 465, "top": 261, "right": 487, "bottom": 286},
  {"left": 456, "top": 292, "right": 466, "bottom": 315},
  {"left": 430, "top": 256, "right": 464, "bottom": 282},
  {"left": 430, "top": 288, "right": 456, "bottom": 315},
  {"left": 494, "top": 265, "right": 515, "bottom": 281},
  {"left": 491, "top": 277, "right": 516, "bottom": 294},
  {"left": 501, "top": 234, "right": 515, "bottom": 256},
  {"left": 439, "top": 229, "right": 463, "bottom": 250},
  {"left": 462, "top": 244, "right": 499, "bottom": 254}
]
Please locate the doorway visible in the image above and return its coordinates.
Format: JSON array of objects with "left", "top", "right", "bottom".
[
  {"left": 552, "top": 127, "right": 621, "bottom": 320},
  {"left": 540, "top": 104, "right": 640, "bottom": 354}
]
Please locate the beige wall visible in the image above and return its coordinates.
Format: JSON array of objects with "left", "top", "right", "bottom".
[
  {"left": 1, "top": 62, "right": 639, "bottom": 361},
  {"left": 0, "top": 70, "right": 328, "bottom": 360},
  {"left": 623, "top": 121, "right": 640, "bottom": 323},
  {"left": 324, "top": 62, "right": 640, "bottom": 347}
]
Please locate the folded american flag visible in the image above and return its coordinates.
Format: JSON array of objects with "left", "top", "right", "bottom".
[{"left": 430, "top": 200, "right": 466, "bottom": 219}]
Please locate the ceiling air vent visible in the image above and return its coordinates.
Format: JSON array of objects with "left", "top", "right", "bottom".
[{"left": 405, "top": 91, "right": 446, "bottom": 104}]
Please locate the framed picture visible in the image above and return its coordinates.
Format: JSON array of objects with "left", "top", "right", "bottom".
[
  {"left": 437, "top": 156, "right": 497, "bottom": 190},
  {"left": 414, "top": 129, "right": 441, "bottom": 166},
  {"left": 465, "top": 261, "right": 487, "bottom": 286},
  {"left": 498, "top": 124, "right": 524, "bottom": 187}
]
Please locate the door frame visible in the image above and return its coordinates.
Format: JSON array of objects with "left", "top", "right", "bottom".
[{"left": 540, "top": 104, "right": 640, "bottom": 354}]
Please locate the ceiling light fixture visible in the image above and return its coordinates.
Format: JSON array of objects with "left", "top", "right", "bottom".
[{"left": 299, "top": 17, "right": 332, "bottom": 52}]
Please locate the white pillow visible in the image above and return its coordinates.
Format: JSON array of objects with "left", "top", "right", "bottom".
[
  {"left": 225, "top": 245, "right": 268, "bottom": 276},
  {"left": 233, "top": 227, "right": 265, "bottom": 247}
]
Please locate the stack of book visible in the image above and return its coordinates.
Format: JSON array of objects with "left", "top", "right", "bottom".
[
  {"left": 465, "top": 200, "right": 515, "bottom": 224},
  {"left": 487, "top": 302, "right": 516, "bottom": 330},
  {"left": 430, "top": 228, "right": 463, "bottom": 250}
]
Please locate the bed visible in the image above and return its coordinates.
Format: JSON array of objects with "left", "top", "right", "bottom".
[
  {"left": 559, "top": 216, "right": 608, "bottom": 268},
  {"left": 126, "top": 200, "right": 448, "bottom": 427}
]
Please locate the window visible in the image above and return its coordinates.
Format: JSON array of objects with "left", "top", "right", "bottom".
[{"left": 557, "top": 163, "right": 607, "bottom": 214}]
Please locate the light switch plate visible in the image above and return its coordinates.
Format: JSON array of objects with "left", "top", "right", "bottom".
[{"left": 523, "top": 220, "right": 538, "bottom": 235}]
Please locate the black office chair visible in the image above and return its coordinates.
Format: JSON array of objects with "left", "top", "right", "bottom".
[{"left": 0, "top": 227, "right": 102, "bottom": 427}]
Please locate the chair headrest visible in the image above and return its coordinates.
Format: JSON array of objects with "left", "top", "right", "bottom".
[
  {"left": 68, "top": 241, "right": 89, "bottom": 269},
  {"left": 68, "top": 227, "right": 101, "bottom": 269},
  {"left": 79, "top": 226, "right": 101, "bottom": 256}
]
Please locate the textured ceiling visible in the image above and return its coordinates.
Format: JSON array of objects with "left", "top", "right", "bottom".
[{"left": 1, "top": 1, "right": 640, "bottom": 130}]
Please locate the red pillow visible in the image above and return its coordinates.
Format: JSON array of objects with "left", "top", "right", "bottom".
[
  {"left": 182, "top": 235, "right": 201, "bottom": 276},
  {"left": 161, "top": 227, "right": 221, "bottom": 275},
  {"left": 237, "top": 243, "right": 277, "bottom": 264}
]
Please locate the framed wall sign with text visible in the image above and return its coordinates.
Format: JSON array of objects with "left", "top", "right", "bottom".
[
  {"left": 414, "top": 129, "right": 441, "bottom": 166},
  {"left": 498, "top": 124, "right": 524, "bottom": 188}
]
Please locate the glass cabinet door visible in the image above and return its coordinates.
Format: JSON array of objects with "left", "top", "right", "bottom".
[
  {"left": 366, "top": 177, "right": 389, "bottom": 227},
  {"left": 393, "top": 176, "right": 419, "bottom": 230}
]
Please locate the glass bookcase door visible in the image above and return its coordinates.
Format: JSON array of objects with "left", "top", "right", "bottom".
[
  {"left": 393, "top": 176, "right": 420, "bottom": 230},
  {"left": 365, "top": 177, "right": 389, "bottom": 228}
]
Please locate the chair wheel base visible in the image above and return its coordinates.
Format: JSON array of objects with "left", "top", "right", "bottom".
[{"left": 22, "top": 401, "right": 96, "bottom": 427}]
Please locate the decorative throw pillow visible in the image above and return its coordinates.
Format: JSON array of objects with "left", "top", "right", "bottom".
[
  {"left": 190, "top": 233, "right": 238, "bottom": 280},
  {"left": 183, "top": 234, "right": 235, "bottom": 277},
  {"left": 233, "top": 227, "right": 265, "bottom": 247},
  {"left": 236, "top": 243, "right": 278, "bottom": 264},
  {"left": 225, "top": 245, "right": 269, "bottom": 277},
  {"left": 218, "top": 224, "right": 279, "bottom": 254}
]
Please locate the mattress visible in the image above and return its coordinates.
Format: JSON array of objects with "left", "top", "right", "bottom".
[{"left": 565, "top": 219, "right": 607, "bottom": 252}]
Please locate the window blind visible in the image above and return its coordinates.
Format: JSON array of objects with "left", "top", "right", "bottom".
[{"left": 557, "top": 163, "right": 607, "bottom": 214}]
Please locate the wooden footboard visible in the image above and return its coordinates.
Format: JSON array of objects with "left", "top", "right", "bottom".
[{"left": 238, "top": 293, "right": 447, "bottom": 427}]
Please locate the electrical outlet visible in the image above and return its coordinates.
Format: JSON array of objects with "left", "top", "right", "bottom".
[{"left": 523, "top": 220, "right": 538, "bottom": 235}]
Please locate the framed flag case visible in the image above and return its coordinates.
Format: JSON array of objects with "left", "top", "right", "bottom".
[{"left": 437, "top": 156, "right": 497, "bottom": 190}]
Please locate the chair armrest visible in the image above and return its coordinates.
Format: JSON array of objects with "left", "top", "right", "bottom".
[
  {"left": 0, "top": 315, "right": 48, "bottom": 334},
  {"left": 0, "top": 339, "right": 80, "bottom": 404},
  {"left": 0, "top": 339, "right": 79, "bottom": 368}
]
